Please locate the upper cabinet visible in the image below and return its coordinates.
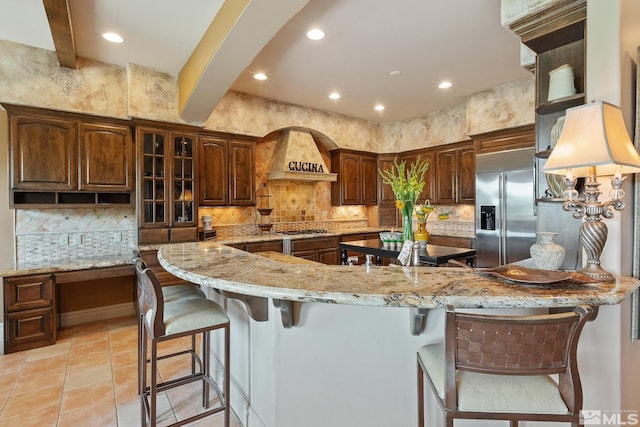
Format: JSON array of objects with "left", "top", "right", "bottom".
[
  {"left": 400, "top": 149, "right": 435, "bottom": 204},
  {"left": 137, "top": 123, "right": 198, "bottom": 244},
  {"left": 330, "top": 149, "right": 377, "bottom": 206},
  {"left": 5, "top": 104, "right": 133, "bottom": 208},
  {"left": 78, "top": 123, "right": 134, "bottom": 192},
  {"left": 199, "top": 134, "right": 255, "bottom": 207},
  {"left": 433, "top": 142, "right": 475, "bottom": 205}
]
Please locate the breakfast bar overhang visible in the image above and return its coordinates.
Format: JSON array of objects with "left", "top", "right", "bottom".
[{"left": 157, "top": 241, "right": 640, "bottom": 427}]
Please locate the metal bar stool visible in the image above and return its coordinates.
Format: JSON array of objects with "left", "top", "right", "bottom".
[
  {"left": 136, "top": 260, "right": 231, "bottom": 427},
  {"left": 417, "top": 305, "right": 593, "bottom": 427}
]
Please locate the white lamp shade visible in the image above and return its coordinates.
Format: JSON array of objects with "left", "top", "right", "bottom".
[{"left": 542, "top": 101, "right": 640, "bottom": 176}]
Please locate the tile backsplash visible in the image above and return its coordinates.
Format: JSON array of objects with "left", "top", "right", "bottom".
[{"left": 15, "top": 208, "right": 136, "bottom": 263}]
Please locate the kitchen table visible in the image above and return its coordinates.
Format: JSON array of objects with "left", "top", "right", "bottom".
[{"left": 338, "top": 238, "right": 476, "bottom": 266}]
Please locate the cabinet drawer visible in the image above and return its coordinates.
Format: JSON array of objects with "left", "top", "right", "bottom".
[
  {"left": 4, "top": 275, "right": 54, "bottom": 312},
  {"left": 245, "top": 240, "right": 283, "bottom": 253},
  {"left": 291, "top": 236, "right": 339, "bottom": 251},
  {"left": 5, "top": 307, "right": 56, "bottom": 353},
  {"left": 139, "top": 228, "right": 170, "bottom": 244},
  {"left": 170, "top": 227, "right": 198, "bottom": 242}
]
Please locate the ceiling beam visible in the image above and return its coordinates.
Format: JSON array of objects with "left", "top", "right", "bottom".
[
  {"left": 43, "top": 0, "right": 77, "bottom": 69},
  {"left": 178, "top": 0, "right": 310, "bottom": 122}
]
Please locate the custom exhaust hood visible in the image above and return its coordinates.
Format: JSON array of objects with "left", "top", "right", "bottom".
[{"left": 266, "top": 129, "right": 337, "bottom": 182}]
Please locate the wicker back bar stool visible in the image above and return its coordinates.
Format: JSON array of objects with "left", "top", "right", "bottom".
[
  {"left": 417, "top": 305, "right": 593, "bottom": 427},
  {"left": 135, "top": 260, "right": 231, "bottom": 427}
]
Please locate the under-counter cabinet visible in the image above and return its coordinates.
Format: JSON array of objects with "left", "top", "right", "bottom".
[
  {"left": 4, "top": 104, "right": 134, "bottom": 207},
  {"left": 137, "top": 122, "right": 199, "bottom": 244},
  {"left": 3, "top": 266, "right": 135, "bottom": 354},
  {"left": 199, "top": 135, "right": 256, "bottom": 206},
  {"left": 291, "top": 236, "right": 340, "bottom": 265},
  {"left": 3, "top": 274, "right": 56, "bottom": 354}
]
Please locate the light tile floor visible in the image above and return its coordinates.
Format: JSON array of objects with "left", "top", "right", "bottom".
[{"left": 0, "top": 316, "right": 240, "bottom": 427}]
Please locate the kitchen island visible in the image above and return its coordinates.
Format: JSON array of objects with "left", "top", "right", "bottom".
[{"left": 158, "top": 240, "right": 639, "bottom": 427}]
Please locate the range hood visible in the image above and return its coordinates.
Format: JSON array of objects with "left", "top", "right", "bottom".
[{"left": 266, "top": 130, "right": 337, "bottom": 182}]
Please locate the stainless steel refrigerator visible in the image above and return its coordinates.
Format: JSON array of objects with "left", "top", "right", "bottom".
[{"left": 475, "top": 148, "right": 537, "bottom": 267}]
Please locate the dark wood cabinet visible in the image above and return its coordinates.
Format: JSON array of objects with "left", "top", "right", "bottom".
[
  {"left": 199, "top": 136, "right": 228, "bottom": 206},
  {"left": 291, "top": 236, "right": 340, "bottom": 265},
  {"left": 137, "top": 123, "right": 198, "bottom": 244},
  {"left": 434, "top": 142, "right": 475, "bottom": 205},
  {"left": 10, "top": 113, "right": 77, "bottom": 191},
  {"left": 229, "top": 140, "right": 255, "bottom": 205},
  {"left": 331, "top": 150, "right": 377, "bottom": 206},
  {"left": 79, "top": 122, "right": 133, "bottom": 192},
  {"left": 401, "top": 149, "right": 435, "bottom": 204},
  {"left": 507, "top": 2, "right": 585, "bottom": 202},
  {"left": 3, "top": 274, "right": 56, "bottom": 354},
  {"left": 3, "top": 266, "right": 135, "bottom": 354},
  {"left": 4, "top": 104, "right": 133, "bottom": 207},
  {"left": 199, "top": 135, "right": 255, "bottom": 207}
]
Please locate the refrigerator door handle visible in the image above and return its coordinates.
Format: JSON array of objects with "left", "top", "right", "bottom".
[
  {"left": 500, "top": 174, "right": 508, "bottom": 265},
  {"left": 498, "top": 174, "right": 503, "bottom": 264}
]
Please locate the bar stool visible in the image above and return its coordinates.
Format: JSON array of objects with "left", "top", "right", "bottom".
[
  {"left": 135, "top": 260, "right": 231, "bottom": 427},
  {"left": 417, "top": 305, "right": 593, "bottom": 427},
  {"left": 133, "top": 257, "right": 205, "bottom": 395}
]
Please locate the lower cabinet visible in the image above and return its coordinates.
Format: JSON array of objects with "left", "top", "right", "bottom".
[
  {"left": 428, "top": 235, "right": 475, "bottom": 249},
  {"left": 3, "top": 274, "right": 56, "bottom": 354},
  {"left": 291, "top": 236, "right": 340, "bottom": 265},
  {"left": 3, "top": 266, "right": 135, "bottom": 354}
]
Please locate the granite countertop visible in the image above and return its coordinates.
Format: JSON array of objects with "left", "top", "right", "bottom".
[
  {"left": 1, "top": 254, "right": 135, "bottom": 278},
  {"left": 1, "top": 226, "right": 474, "bottom": 278},
  {"left": 158, "top": 240, "right": 640, "bottom": 310}
]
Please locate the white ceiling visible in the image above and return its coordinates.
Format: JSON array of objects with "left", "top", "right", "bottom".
[{"left": 0, "top": 0, "right": 532, "bottom": 123}]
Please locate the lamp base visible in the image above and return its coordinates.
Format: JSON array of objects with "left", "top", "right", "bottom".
[{"left": 577, "top": 264, "right": 614, "bottom": 282}]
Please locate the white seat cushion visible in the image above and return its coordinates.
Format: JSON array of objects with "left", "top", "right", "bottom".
[
  {"left": 145, "top": 297, "right": 229, "bottom": 337},
  {"left": 161, "top": 284, "right": 205, "bottom": 302},
  {"left": 418, "top": 343, "right": 569, "bottom": 415}
]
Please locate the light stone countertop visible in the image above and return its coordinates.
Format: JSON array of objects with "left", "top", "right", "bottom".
[
  {"left": 0, "top": 254, "right": 136, "bottom": 278},
  {"left": 158, "top": 240, "right": 640, "bottom": 310}
]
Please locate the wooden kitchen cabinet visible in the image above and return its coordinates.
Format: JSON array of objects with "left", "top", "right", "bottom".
[
  {"left": 401, "top": 148, "right": 435, "bottom": 204},
  {"left": 137, "top": 122, "right": 198, "bottom": 244},
  {"left": 291, "top": 236, "right": 340, "bottom": 265},
  {"left": 78, "top": 122, "right": 133, "bottom": 192},
  {"left": 3, "top": 274, "right": 56, "bottom": 354},
  {"left": 4, "top": 104, "right": 134, "bottom": 208},
  {"left": 506, "top": 2, "right": 585, "bottom": 202},
  {"left": 330, "top": 149, "right": 377, "bottom": 206},
  {"left": 434, "top": 141, "right": 475, "bottom": 205},
  {"left": 199, "top": 134, "right": 256, "bottom": 206},
  {"left": 3, "top": 266, "right": 135, "bottom": 354}
]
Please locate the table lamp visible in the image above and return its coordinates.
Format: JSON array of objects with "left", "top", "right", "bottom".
[{"left": 543, "top": 101, "right": 640, "bottom": 280}]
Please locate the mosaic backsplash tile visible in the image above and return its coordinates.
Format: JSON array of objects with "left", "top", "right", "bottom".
[{"left": 15, "top": 208, "right": 136, "bottom": 263}]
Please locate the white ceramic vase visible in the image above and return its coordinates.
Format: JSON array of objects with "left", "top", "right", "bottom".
[{"left": 530, "top": 232, "right": 565, "bottom": 270}]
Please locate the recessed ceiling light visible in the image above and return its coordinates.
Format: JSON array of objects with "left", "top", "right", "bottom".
[
  {"left": 374, "top": 105, "right": 385, "bottom": 111},
  {"left": 253, "top": 72, "right": 268, "bottom": 81},
  {"left": 329, "top": 92, "right": 341, "bottom": 100},
  {"left": 389, "top": 70, "right": 402, "bottom": 77},
  {"left": 438, "top": 81, "right": 452, "bottom": 89},
  {"left": 307, "top": 28, "right": 325, "bottom": 40},
  {"left": 102, "top": 32, "right": 123, "bottom": 43}
]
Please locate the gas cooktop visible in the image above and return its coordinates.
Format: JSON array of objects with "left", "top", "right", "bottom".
[{"left": 280, "top": 229, "right": 328, "bottom": 235}]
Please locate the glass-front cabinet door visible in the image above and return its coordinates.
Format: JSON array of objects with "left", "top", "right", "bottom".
[
  {"left": 141, "top": 129, "right": 169, "bottom": 228},
  {"left": 173, "top": 135, "right": 195, "bottom": 226},
  {"left": 137, "top": 125, "right": 199, "bottom": 244}
]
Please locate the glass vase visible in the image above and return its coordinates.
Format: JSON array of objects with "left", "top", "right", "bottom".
[{"left": 401, "top": 203, "right": 414, "bottom": 242}]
